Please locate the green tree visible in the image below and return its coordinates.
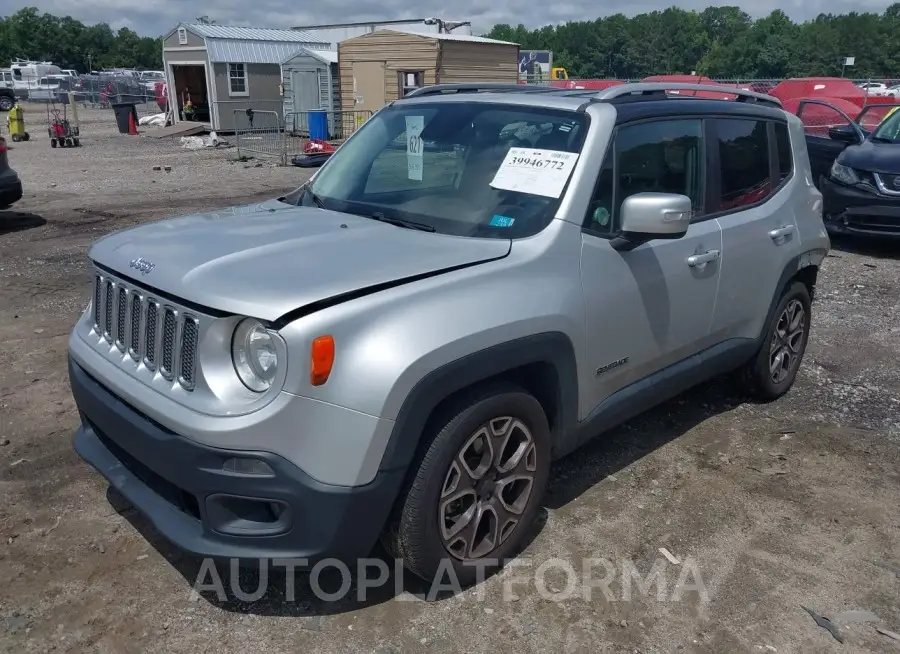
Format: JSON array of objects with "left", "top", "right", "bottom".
[{"left": 0, "top": 6, "right": 162, "bottom": 71}]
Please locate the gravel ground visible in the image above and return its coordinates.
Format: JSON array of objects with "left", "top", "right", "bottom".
[{"left": 1, "top": 106, "right": 900, "bottom": 653}]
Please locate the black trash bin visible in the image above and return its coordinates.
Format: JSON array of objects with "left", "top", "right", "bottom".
[{"left": 111, "top": 102, "right": 138, "bottom": 134}]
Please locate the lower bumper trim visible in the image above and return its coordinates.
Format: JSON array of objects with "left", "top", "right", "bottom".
[{"left": 69, "top": 357, "right": 403, "bottom": 564}]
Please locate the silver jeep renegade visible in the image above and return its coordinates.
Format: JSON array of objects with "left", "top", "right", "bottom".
[{"left": 68, "top": 83, "right": 829, "bottom": 584}]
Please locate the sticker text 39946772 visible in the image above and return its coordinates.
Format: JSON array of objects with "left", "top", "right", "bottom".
[{"left": 490, "top": 148, "right": 580, "bottom": 199}]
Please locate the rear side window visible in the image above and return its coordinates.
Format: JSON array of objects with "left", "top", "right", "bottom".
[
  {"left": 774, "top": 122, "right": 792, "bottom": 182},
  {"left": 716, "top": 119, "right": 771, "bottom": 212}
]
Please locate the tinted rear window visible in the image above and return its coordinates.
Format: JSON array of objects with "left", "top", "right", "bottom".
[{"left": 716, "top": 118, "right": 771, "bottom": 211}]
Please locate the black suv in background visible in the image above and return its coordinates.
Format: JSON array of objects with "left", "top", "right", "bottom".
[{"left": 0, "top": 134, "right": 24, "bottom": 209}]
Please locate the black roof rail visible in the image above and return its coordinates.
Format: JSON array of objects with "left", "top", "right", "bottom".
[
  {"left": 398, "top": 81, "right": 784, "bottom": 109},
  {"left": 593, "top": 83, "right": 783, "bottom": 108},
  {"left": 402, "top": 83, "right": 564, "bottom": 97}
]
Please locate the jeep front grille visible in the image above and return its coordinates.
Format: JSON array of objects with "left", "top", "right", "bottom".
[{"left": 93, "top": 272, "right": 200, "bottom": 390}]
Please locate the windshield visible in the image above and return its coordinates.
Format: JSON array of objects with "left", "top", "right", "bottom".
[
  {"left": 291, "top": 102, "right": 588, "bottom": 239},
  {"left": 872, "top": 108, "right": 900, "bottom": 143}
]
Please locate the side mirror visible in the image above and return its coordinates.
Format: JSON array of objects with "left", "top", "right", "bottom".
[
  {"left": 828, "top": 124, "right": 862, "bottom": 145},
  {"left": 610, "top": 193, "right": 692, "bottom": 252}
]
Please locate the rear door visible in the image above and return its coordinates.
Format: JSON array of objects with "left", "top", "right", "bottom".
[
  {"left": 797, "top": 99, "right": 863, "bottom": 186},
  {"left": 709, "top": 117, "right": 798, "bottom": 344}
]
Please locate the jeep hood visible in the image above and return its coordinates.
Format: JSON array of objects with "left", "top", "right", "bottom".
[{"left": 89, "top": 199, "right": 510, "bottom": 322}]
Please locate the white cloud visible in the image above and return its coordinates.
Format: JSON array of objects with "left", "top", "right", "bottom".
[{"left": 0, "top": 0, "right": 896, "bottom": 37}]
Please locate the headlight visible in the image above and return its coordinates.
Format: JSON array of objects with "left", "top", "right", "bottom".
[
  {"left": 231, "top": 318, "right": 278, "bottom": 392},
  {"left": 830, "top": 161, "right": 859, "bottom": 185}
]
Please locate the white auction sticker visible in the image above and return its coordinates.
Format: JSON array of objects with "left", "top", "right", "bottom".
[
  {"left": 405, "top": 115, "right": 424, "bottom": 181},
  {"left": 489, "top": 147, "right": 580, "bottom": 198}
]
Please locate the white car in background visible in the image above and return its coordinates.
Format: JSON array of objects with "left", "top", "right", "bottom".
[
  {"left": 857, "top": 82, "right": 891, "bottom": 96},
  {"left": 139, "top": 70, "right": 166, "bottom": 93}
]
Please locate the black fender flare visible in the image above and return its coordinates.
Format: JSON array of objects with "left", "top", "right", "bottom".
[
  {"left": 377, "top": 331, "right": 580, "bottom": 474},
  {"left": 756, "top": 249, "right": 825, "bottom": 348}
]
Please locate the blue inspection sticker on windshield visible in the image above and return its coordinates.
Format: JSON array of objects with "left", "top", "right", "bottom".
[{"left": 490, "top": 215, "right": 516, "bottom": 228}]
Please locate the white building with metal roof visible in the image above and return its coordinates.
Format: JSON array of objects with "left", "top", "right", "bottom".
[
  {"left": 161, "top": 22, "right": 331, "bottom": 132},
  {"left": 288, "top": 18, "right": 473, "bottom": 48}
]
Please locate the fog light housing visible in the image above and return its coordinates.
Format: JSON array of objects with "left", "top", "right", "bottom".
[{"left": 222, "top": 457, "right": 274, "bottom": 477}]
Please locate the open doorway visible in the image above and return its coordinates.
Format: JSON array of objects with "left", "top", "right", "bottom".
[{"left": 170, "top": 64, "right": 210, "bottom": 123}]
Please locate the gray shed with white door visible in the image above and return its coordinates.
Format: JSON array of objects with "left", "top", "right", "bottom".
[{"left": 281, "top": 48, "right": 339, "bottom": 134}]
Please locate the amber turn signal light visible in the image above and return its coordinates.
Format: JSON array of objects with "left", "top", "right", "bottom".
[{"left": 310, "top": 335, "right": 335, "bottom": 386}]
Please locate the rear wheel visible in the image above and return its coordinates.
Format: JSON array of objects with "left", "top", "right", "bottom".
[
  {"left": 742, "top": 281, "right": 812, "bottom": 401},
  {"left": 0, "top": 96, "right": 13, "bottom": 111},
  {"left": 50, "top": 138, "right": 57, "bottom": 148},
  {"left": 11, "top": 134, "right": 20, "bottom": 143},
  {"left": 384, "top": 385, "right": 551, "bottom": 587}
]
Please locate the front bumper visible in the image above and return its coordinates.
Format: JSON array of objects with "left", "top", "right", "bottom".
[
  {"left": 0, "top": 170, "right": 23, "bottom": 208},
  {"left": 69, "top": 357, "right": 403, "bottom": 564},
  {"left": 821, "top": 176, "right": 900, "bottom": 237}
]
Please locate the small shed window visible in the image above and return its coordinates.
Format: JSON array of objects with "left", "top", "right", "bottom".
[
  {"left": 398, "top": 71, "right": 424, "bottom": 98},
  {"left": 228, "top": 63, "right": 249, "bottom": 97},
  {"left": 177, "top": 27, "right": 188, "bottom": 45}
]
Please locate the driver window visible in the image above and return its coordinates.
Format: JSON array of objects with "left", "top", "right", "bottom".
[{"left": 583, "top": 119, "right": 704, "bottom": 235}]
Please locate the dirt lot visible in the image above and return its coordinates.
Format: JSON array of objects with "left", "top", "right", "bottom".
[{"left": 2, "top": 105, "right": 900, "bottom": 653}]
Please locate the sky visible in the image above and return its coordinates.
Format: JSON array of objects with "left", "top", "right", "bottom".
[{"left": 2, "top": 0, "right": 898, "bottom": 37}]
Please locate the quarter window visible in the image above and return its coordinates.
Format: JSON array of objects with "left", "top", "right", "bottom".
[
  {"left": 584, "top": 119, "right": 704, "bottom": 233},
  {"left": 228, "top": 63, "right": 248, "bottom": 97},
  {"left": 774, "top": 122, "right": 792, "bottom": 183},
  {"left": 716, "top": 119, "right": 771, "bottom": 211}
]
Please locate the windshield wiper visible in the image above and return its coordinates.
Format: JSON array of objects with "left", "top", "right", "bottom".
[
  {"left": 369, "top": 211, "right": 436, "bottom": 232},
  {"left": 305, "top": 188, "right": 327, "bottom": 209}
]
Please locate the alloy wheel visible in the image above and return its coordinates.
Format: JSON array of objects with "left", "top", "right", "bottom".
[
  {"left": 769, "top": 298, "right": 806, "bottom": 384},
  {"left": 438, "top": 416, "right": 537, "bottom": 560}
]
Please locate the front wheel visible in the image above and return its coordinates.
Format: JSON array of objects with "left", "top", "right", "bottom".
[
  {"left": 742, "top": 281, "right": 812, "bottom": 401},
  {"left": 384, "top": 385, "right": 551, "bottom": 587}
]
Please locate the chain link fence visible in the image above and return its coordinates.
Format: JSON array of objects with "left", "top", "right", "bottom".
[{"left": 235, "top": 109, "right": 373, "bottom": 166}]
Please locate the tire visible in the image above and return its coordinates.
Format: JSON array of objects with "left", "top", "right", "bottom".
[
  {"left": 73, "top": 138, "right": 80, "bottom": 147},
  {"left": 384, "top": 384, "right": 551, "bottom": 588},
  {"left": 742, "top": 280, "right": 812, "bottom": 401},
  {"left": 50, "top": 139, "right": 57, "bottom": 148},
  {"left": 11, "top": 134, "right": 20, "bottom": 143},
  {"left": 0, "top": 96, "right": 12, "bottom": 111},
  {"left": 22, "top": 133, "right": 29, "bottom": 142}
]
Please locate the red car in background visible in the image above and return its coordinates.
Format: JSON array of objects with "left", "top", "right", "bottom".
[{"left": 154, "top": 81, "right": 168, "bottom": 113}]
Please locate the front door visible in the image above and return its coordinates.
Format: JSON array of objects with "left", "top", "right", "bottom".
[
  {"left": 797, "top": 99, "right": 861, "bottom": 186},
  {"left": 292, "top": 70, "right": 320, "bottom": 113},
  {"left": 579, "top": 117, "right": 722, "bottom": 418},
  {"left": 352, "top": 61, "right": 386, "bottom": 115}
]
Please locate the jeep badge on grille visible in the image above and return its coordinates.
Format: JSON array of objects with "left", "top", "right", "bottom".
[{"left": 130, "top": 257, "right": 155, "bottom": 275}]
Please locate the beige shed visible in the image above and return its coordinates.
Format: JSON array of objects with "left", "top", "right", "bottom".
[{"left": 338, "top": 30, "right": 519, "bottom": 115}]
